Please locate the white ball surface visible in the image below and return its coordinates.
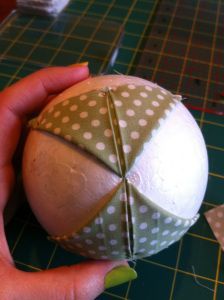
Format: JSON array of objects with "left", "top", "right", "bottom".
[
  {"left": 23, "top": 75, "right": 208, "bottom": 239},
  {"left": 127, "top": 101, "right": 208, "bottom": 218}
]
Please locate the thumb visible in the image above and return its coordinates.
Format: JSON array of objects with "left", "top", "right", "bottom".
[{"left": 10, "top": 260, "right": 136, "bottom": 300}]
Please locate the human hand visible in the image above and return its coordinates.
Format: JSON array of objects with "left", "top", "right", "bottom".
[{"left": 0, "top": 65, "right": 136, "bottom": 300}]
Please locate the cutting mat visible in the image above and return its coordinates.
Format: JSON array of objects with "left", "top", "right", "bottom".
[{"left": 1, "top": 0, "right": 224, "bottom": 299}]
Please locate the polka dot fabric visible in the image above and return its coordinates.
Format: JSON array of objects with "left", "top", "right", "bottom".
[
  {"left": 129, "top": 184, "right": 198, "bottom": 259},
  {"left": 31, "top": 84, "right": 178, "bottom": 176},
  {"left": 205, "top": 205, "right": 224, "bottom": 251},
  {"left": 50, "top": 181, "right": 198, "bottom": 260},
  {"left": 51, "top": 184, "right": 130, "bottom": 260},
  {"left": 31, "top": 83, "right": 199, "bottom": 260}
]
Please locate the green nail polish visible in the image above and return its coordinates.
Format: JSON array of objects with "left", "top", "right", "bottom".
[{"left": 105, "top": 266, "right": 137, "bottom": 289}]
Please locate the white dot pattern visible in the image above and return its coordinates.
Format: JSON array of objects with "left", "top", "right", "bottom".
[
  {"left": 119, "top": 120, "right": 127, "bottom": 128},
  {"left": 70, "top": 104, "right": 78, "bottom": 111},
  {"left": 123, "top": 144, "right": 132, "bottom": 153},
  {"left": 164, "top": 217, "right": 173, "bottom": 224},
  {"left": 62, "top": 99, "right": 70, "bottom": 106},
  {"left": 72, "top": 123, "right": 80, "bottom": 130},
  {"left": 121, "top": 91, "right": 130, "bottom": 98},
  {"left": 145, "top": 86, "right": 152, "bottom": 91},
  {"left": 133, "top": 99, "right": 142, "bottom": 106},
  {"left": 115, "top": 100, "right": 122, "bottom": 107},
  {"left": 83, "top": 227, "right": 91, "bottom": 233},
  {"left": 45, "top": 122, "right": 52, "bottom": 128},
  {"left": 145, "top": 109, "right": 154, "bottom": 116},
  {"left": 109, "top": 224, "right": 117, "bottom": 231},
  {"left": 139, "top": 223, "right": 147, "bottom": 230},
  {"left": 128, "top": 84, "right": 136, "bottom": 90},
  {"left": 109, "top": 154, "right": 117, "bottom": 163},
  {"left": 80, "top": 111, "right": 88, "bottom": 118},
  {"left": 107, "top": 206, "right": 115, "bottom": 214},
  {"left": 130, "top": 131, "right": 140, "bottom": 139},
  {"left": 62, "top": 116, "right": 70, "bottom": 123},
  {"left": 140, "top": 92, "right": 148, "bottom": 98},
  {"left": 126, "top": 109, "right": 135, "bottom": 116},
  {"left": 139, "top": 205, "right": 148, "bottom": 214},
  {"left": 96, "top": 233, "right": 105, "bottom": 239},
  {"left": 151, "top": 227, "right": 159, "bottom": 234},
  {"left": 152, "top": 101, "right": 159, "bottom": 107},
  {"left": 51, "top": 185, "right": 196, "bottom": 260},
  {"left": 152, "top": 212, "right": 160, "bottom": 220},
  {"left": 34, "top": 83, "right": 193, "bottom": 260},
  {"left": 139, "top": 119, "right": 147, "bottom": 126},
  {"left": 80, "top": 94, "right": 87, "bottom": 101},
  {"left": 83, "top": 132, "right": 92, "bottom": 140},
  {"left": 54, "top": 128, "right": 61, "bottom": 134},
  {"left": 110, "top": 239, "right": 118, "bottom": 245},
  {"left": 104, "top": 129, "right": 112, "bottom": 137},
  {"left": 91, "top": 119, "right": 100, "bottom": 127},
  {"left": 139, "top": 237, "right": 147, "bottom": 243},
  {"left": 54, "top": 111, "right": 61, "bottom": 118},
  {"left": 96, "top": 142, "right": 105, "bottom": 150},
  {"left": 37, "top": 83, "right": 179, "bottom": 178},
  {"left": 95, "top": 217, "right": 103, "bottom": 225},
  {"left": 99, "top": 107, "right": 107, "bottom": 114},
  {"left": 88, "top": 100, "right": 97, "bottom": 107}
]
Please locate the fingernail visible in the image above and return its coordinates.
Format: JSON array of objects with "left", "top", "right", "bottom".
[
  {"left": 105, "top": 265, "right": 137, "bottom": 289},
  {"left": 69, "top": 62, "right": 88, "bottom": 67}
]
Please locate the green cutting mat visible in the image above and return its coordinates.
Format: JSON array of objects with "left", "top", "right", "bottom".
[{"left": 1, "top": 0, "right": 224, "bottom": 299}]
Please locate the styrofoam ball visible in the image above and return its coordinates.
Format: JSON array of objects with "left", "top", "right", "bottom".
[{"left": 22, "top": 75, "right": 208, "bottom": 260}]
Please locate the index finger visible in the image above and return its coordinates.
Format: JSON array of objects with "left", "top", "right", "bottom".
[
  {"left": 0, "top": 65, "right": 89, "bottom": 116},
  {"left": 0, "top": 65, "right": 89, "bottom": 168}
]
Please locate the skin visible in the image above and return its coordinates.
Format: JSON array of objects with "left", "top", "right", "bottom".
[{"left": 0, "top": 66, "right": 126, "bottom": 300}]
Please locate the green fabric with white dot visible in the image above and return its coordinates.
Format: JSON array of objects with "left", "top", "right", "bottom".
[{"left": 31, "top": 83, "right": 199, "bottom": 260}]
